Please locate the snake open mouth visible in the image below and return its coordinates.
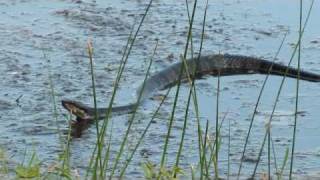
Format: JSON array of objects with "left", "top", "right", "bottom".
[
  {"left": 62, "top": 100, "right": 95, "bottom": 137},
  {"left": 61, "top": 99, "right": 93, "bottom": 120}
]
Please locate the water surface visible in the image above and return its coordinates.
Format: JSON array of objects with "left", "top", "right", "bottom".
[{"left": 0, "top": 0, "right": 320, "bottom": 178}]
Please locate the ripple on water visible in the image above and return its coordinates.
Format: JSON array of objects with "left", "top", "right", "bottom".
[{"left": 0, "top": 0, "right": 320, "bottom": 178}]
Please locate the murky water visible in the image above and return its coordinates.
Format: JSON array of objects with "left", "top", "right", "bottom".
[{"left": 1, "top": 0, "right": 320, "bottom": 178}]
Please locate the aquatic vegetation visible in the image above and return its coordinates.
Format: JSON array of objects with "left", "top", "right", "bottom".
[{"left": 0, "top": 0, "right": 318, "bottom": 179}]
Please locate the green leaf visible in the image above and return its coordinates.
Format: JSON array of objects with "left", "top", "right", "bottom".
[{"left": 15, "top": 164, "right": 40, "bottom": 178}]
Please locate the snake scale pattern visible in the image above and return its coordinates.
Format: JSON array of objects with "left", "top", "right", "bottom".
[{"left": 62, "top": 54, "right": 320, "bottom": 137}]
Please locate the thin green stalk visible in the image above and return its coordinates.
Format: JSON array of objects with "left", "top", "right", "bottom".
[
  {"left": 86, "top": 143, "right": 98, "bottom": 179},
  {"left": 99, "top": 3, "right": 153, "bottom": 176},
  {"left": 61, "top": 114, "right": 73, "bottom": 175},
  {"left": 271, "top": 136, "right": 278, "bottom": 172},
  {"left": 237, "top": 31, "right": 288, "bottom": 178},
  {"left": 42, "top": 52, "right": 63, "bottom": 148},
  {"left": 250, "top": 3, "right": 314, "bottom": 177},
  {"left": 289, "top": 0, "right": 303, "bottom": 178},
  {"left": 86, "top": 40, "right": 104, "bottom": 180},
  {"left": 108, "top": 39, "right": 158, "bottom": 179},
  {"left": 88, "top": 1, "right": 153, "bottom": 177},
  {"left": 278, "top": 147, "right": 289, "bottom": 180},
  {"left": 158, "top": 0, "right": 198, "bottom": 177},
  {"left": 215, "top": 70, "right": 220, "bottom": 179},
  {"left": 181, "top": 0, "right": 209, "bottom": 176},
  {"left": 212, "top": 135, "right": 221, "bottom": 178},
  {"left": 158, "top": 68, "right": 180, "bottom": 178},
  {"left": 43, "top": 51, "right": 74, "bottom": 177},
  {"left": 185, "top": 0, "right": 195, "bottom": 59},
  {"left": 92, "top": 11, "right": 147, "bottom": 177},
  {"left": 200, "top": 120, "right": 210, "bottom": 179},
  {"left": 187, "top": 0, "right": 222, "bottom": 173},
  {"left": 174, "top": 75, "right": 193, "bottom": 177},
  {"left": 98, "top": 33, "right": 134, "bottom": 178},
  {"left": 173, "top": 3, "right": 198, "bottom": 176},
  {"left": 175, "top": 52, "right": 207, "bottom": 177},
  {"left": 251, "top": 126, "right": 268, "bottom": 178},
  {"left": 206, "top": 110, "right": 229, "bottom": 174},
  {"left": 191, "top": 165, "right": 196, "bottom": 180},
  {"left": 268, "top": 124, "right": 271, "bottom": 179},
  {"left": 252, "top": 124, "right": 280, "bottom": 178},
  {"left": 199, "top": 1, "right": 209, "bottom": 178},
  {"left": 184, "top": 0, "right": 204, "bottom": 168},
  {"left": 119, "top": 88, "right": 172, "bottom": 177},
  {"left": 85, "top": 22, "right": 135, "bottom": 179},
  {"left": 227, "top": 117, "right": 231, "bottom": 180},
  {"left": 101, "top": 122, "right": 113, "bottom": 175}
]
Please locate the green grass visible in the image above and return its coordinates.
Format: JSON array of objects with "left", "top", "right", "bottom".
[
  {"left": 1, "top": 0, "right": 316, "bottom": 179},
  {"left": 0, "top": 148, "right": 9, "bottom": 176}
]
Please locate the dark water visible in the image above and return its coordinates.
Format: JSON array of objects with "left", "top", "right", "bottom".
[{"left": 0, "top": 0, "right": 320, "bottom": 178}]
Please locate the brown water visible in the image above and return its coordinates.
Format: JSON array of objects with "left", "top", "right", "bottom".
[{"left": 0, "top": 0, "right": 320, "bottom": 178}]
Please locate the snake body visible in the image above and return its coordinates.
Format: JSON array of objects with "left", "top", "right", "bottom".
[{"left": 62, "top": 54, "right": 320, "bottom": 137}]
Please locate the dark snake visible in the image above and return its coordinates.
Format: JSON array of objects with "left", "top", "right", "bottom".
[{"left": 62, "top": 54, "right": 320, "bottom": 137}]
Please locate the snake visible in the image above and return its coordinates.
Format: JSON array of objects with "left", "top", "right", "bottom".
[{"left": 61, "top": 54, "right": 320, "bottom": 137}]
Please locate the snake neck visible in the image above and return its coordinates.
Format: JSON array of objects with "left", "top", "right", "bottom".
[
  {"left": 62, "top": 54, "right": 320, "bottom": 137},
  {"left": 62, "top": 99, "right": 138, "bottom": 137}
]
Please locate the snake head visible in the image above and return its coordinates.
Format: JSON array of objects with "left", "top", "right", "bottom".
[
  {"left": 62, "top": 99, "right": 94, "bottom": 138},
  {"left": 61, "top": 99, "right": 93, "bottom": 120}
]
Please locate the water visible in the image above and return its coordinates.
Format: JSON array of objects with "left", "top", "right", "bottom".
[{"left": 0, "top": 0, "right": 319, "bottom": 178}]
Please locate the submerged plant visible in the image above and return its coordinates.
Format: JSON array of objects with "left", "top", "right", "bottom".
[
  {"left": 142, "top": 161, "right": 184, "bottom": 180},
  {"left": 15, "top": 151, "right": 40, "bottom": 178}
]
